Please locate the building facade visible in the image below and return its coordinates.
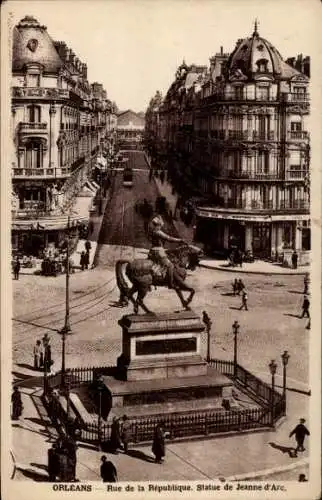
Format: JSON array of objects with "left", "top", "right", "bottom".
[
  {"left": 11, "top": 16, "right": 117, "bottom": 255},
  {"left": 146, "top": 27, "right": 310, "bottom": 263},
  {"left": 116, "top": 110, "right": 145, "bottom": 150}
]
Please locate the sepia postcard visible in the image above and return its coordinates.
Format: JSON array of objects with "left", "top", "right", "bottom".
[{"left": 1, "top": 0, "right": 321, "bottom": 499}]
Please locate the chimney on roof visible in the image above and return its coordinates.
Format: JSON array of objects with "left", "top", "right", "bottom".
[
  {"left": 220, "top": 46, "right": 223, "bottom": 55},
  {"left": 286, "top": 57, "right": 295, "bottom": 68}
]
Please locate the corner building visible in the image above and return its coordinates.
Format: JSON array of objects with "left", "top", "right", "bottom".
[
  {"left": 148, "top": 27, "right": 310, "bottom": 263},
  {"left": 11, "top": 16, "right": 116, "bottom": 255}
]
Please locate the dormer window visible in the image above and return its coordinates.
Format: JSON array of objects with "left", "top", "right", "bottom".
[{"left": 256, "top": 58, "right": 268, "bottom": 73}]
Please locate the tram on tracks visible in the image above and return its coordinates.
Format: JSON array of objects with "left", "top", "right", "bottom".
[{"left": 123, "top": 165, "right": 133, "bottom": 187}]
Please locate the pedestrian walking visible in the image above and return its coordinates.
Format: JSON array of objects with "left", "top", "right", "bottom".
[
  {"left": 289, "top": 418, "right": 310, "bottom": 455},
  {"left": 121, "top": 415, "right": 132, "bottom": 453},
  {"left": 11, "top": 387, "right": 23, "bottom": 420},
  {"left": 291, "top": 250, "right": 298, "bottom": 269},
  {"left": 239, "top": 290, "right": 248, "bottom": 311},
  {"left": 85, "top": 240, "right": 92, "bottom": 255},
  {"left": 303, "top": 272, "right": 310, "bottom": 295},
  {"left": 237, "top": 279, "right": 245, "bottom": 296},
  {"left": 110, "top": 417, "right": 122, "bottom": 454},
  {"left": 152, "top": 422, "right": 170, "bottom": 463},
  {"left": 232, "top": 279, "right": 238, "bottom": 296},
  {"left": 298, "top": 473, "right": 308, "bottom": 482},
  {"left": 202, "top": 311, "right": 212, "bottom": 332},
  {"left": 84, "top": 251, "right": 90, "bottom": 270},
  {"left": 33, "top": 340, "right": 43, "bottom": 370},
  {"left": 100, "top": 456, "right": 117, "bottom": 482},
  {"left": 80, "top": 251, "right": 86, "bottom": 271},
  {"left": 48, "top": 443, "right": 59, "bottom": 481},
  {"left": 301, "top": 296, "right": 310, "bottom": 318},
  {"left": 64, "top": 435, "right": 78, "bottom": 481},
  {"left": 44, "top": 342, "right": 53, "bottom": 373},
  {"left": 13, "top": 258, "right": 21, "bottom": 280}
]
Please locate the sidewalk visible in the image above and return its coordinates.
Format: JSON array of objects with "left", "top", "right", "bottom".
[
  {"left": 12, "top": 382, "right": 310, "bottom": 482},
  {"left": 199, "top": 258, "right": 309, "bottom": 276},
  {"left": 17, "top": 192, "right": 110, "bottom": 276}
]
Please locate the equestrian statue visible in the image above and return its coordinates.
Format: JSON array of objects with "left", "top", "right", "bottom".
[{"left": 115, "top": 215, "right": 203, "bottom": 314}]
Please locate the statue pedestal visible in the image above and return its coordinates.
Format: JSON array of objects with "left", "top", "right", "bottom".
[
  {"left": 118, "top": 311, "right": 207, "bottom": 381},
  {"left": 102, "top": 312, "right": 233, "bottom": 416}
]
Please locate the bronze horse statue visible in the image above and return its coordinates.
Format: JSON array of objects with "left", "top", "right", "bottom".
[{"left": 115, "top": 244, "right": 203, "bottom": 314}]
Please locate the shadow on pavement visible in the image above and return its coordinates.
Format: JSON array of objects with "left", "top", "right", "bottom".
[
  {"left": 269, "top": 442, "right": 298, "bottom": 458},
  {"left": 221, "top": 292, "right": 236, "bottom": 297},
  {"left": 25, "top": 417, "right": 47, "bottom": 427},
  {"left": 126, "top": 449, "right": 155, "bottom": 463},
  {"left": 288, "top": 290, "right": 303, "bottom": 295},
  {"left": 283, "top": 313, "right": 301, "bottom": 319},
  {"left": 16, "top": 467, "right": 48, "bottom": 481},
  {"left": 30, "top": 462, "right": 48, "bottom": 472},
  {"left": 229, "top": 306, "right": 242, "bottom": 311},
  {"left": 16, "top": 363, "right": 39, "bottom": 371}
]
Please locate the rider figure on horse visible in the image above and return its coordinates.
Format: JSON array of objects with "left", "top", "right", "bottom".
[{"left": 148, "top": 215, "right": 183, "bottom": 289}]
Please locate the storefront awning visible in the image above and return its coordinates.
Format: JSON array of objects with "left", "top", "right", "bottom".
[
  {"left": 196, "top": 208, "right": 271, "bottom": 222},
  {"left": 196, "top": 207, "right": 310, "bottom": 223}
]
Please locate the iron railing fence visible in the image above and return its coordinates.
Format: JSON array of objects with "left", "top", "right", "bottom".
[{"left": 45, "top": 359, "right": 285, "bottom": 445}]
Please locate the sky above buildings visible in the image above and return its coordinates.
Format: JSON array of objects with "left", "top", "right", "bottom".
[{"left": 4, "top": 0, "right": 320, "bottom": 112}]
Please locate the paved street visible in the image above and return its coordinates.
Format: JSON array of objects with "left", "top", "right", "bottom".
[
  {"left": 11, "top": 149, "right": 310, "bottom": 481},
  {"left": 96, "top": 151, "right": 181, "bottom": 267}
]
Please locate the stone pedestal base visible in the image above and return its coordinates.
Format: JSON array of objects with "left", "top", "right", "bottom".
[{"left": 103, "top": 366, "right": 233, "bottom": 412}]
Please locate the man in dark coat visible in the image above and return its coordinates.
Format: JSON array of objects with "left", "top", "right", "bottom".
[
  {"left": 84, "top": 251, "right": 90, "bottom": 270},
  {"left": 289, "top": 418, "right": 310, "bottom": 454},
  {"left": 239, "top": 290, "right": 248, "bottom": 311},
  {"left": 85, "top": 240, "right": 92, "bottom": 254},
  {"left": 152, "top": 422, "right": 169, "bottom": 463},
  {"left": 100, "top": 456, "right": 117, "bottom": 482},
  {"left": 64, "top": 435, "right": 78, "bottom": 481},
  {"left": 11, "top": 387, "right": 23, "bottom": 420},
  {"left": 80, "top": 251, "right": 86, "bottom": 271},
  {"left": 110, "top": 417, "right": 122, "bottom": 454},
  {"left": 13, "top": 258, "right": 21, "bottom": 280},
  {"left": 121, "top": 415, "right": 132, "bottom": 453},
  {"left": 301, "top": 296, "right": 310, "bottom": 318},
  {"left": 48, "top": 443, "right": 59, "bottom": 481},
  {"left": 292, "top": 250, "right": 298, "bottom": 269}
]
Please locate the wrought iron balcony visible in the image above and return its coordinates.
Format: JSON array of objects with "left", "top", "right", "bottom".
[
  {"left": 288, "top": 131, "right": 308, "bottom": 140},
  {"left": 278, "top": 200, "right": 309, "bottom": 210},
  {"left": 12, "top": 167, "right": 68, "bottom": 178},
  {"left": 12, "top": 87, "right": 70, "bottom": 100},
  {"left": 252, "top": 131, "right": 275, "bottom": 141},
  {"left": 19, "top": 122, "right": 48, "bottom": 137},
  {"left": 285, "top": 169, "right": 308, "bottom": 180},
  {"left": 202, "top": 91, "right": 309, "bottom": 104}
]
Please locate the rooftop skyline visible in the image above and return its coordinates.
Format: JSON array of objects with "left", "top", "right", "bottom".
[{"left": 4, "top": 0, "right": 318, "bottom": 111}]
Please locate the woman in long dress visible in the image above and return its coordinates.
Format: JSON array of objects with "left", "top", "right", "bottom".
[{"left": 152, "top": 422, "right": 169, "bottom": 463}]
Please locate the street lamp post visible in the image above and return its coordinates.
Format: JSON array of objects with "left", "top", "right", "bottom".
[
  {"left": 232, "top": 321, "right": 240, "bottom": 378},
  {"left": 281, "top": 350, "right": 290, "bottom": 415},
  {"left": 66, "top": 373, "right": 71, "bottom": 420},
  {"left": 269, "top": 359, "right": 278, "bottom": 426},
  {"left": 202, "top": 311, "right": 212, "bottom": 362},
  {"left": 60, "top": 217, "right": 71, "bottom": 388}
]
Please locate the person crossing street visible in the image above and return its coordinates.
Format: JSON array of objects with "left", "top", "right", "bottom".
[{"left": 239, "top": 290, "right": 248, "bottom": 311}]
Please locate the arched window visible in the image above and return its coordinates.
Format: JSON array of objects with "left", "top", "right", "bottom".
[{"left": 28, "top": 105, "right": 41, "bottom": 123}]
